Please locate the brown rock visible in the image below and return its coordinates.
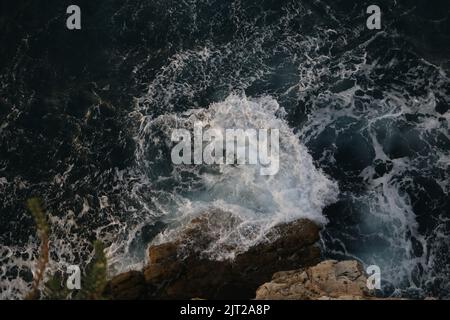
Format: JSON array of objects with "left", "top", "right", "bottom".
[
  {"left": 148, "top": 243, "right": 178, "bottom": 264},
  {"left": 255, "top": 260, "right": 370, "bottom": 300},
  {"left": 107, "top": 271, "right": 146, "bottom": 300},
  {"left": 142, "top": 210, "right": 322, "bottom": 299}
]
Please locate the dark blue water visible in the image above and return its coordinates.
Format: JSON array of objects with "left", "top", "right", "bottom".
[{"left": 0, "top": 0, "right": 449, "bottom": 299}]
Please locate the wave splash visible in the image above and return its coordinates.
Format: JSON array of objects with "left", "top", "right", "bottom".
[{"left": 138, "top": 94, "right": 338, "bottom": 260}]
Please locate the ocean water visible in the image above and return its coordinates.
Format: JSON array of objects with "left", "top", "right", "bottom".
[{"left": 0, "top": 0, "right": 449, "bottom": 299}]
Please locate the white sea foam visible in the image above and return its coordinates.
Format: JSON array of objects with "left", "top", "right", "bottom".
[
  {"left": 2, "top": 0, "right": 448, "bottom": 299},
  {"left": 144, "top": 94, "right": 338, "bottom": 260}
]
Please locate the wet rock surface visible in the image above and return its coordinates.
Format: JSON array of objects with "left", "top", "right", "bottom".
[
  {"left": 105, "top": 270, "right": 146, "bottom": 300},
  {"left": 108, "top": 213, "right": 322, "bottom": 300},
  {"left": 255, "top": 260, "right": 370, "bottom": 300}
]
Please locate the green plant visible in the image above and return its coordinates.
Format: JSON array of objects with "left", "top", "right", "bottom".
[
  {"left": 76, "top": 240, "right": 108, "bottom": 300},
  {"left": 43, "top": 241, "right": 108, "bottom": 300},
  {"left": 25, "top": 198, "right": 109, "bottom": 300},
  {"left": 24, "top": 198, "right": 49, "bottom": 300},
  {"left": 44, "top": 272, "right": 71, "bottom": 300}
]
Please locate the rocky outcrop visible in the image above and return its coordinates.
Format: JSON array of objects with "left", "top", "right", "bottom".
[
  {"left": 106, "top": 270, "right": 146, "bottom": 300},
  {"left": 255, "top": 260, "right": 371, "bottom": 300},
  {"left": 107, "top": 210, "right": 322, "bottom": 299},
  {"left": 106, "top": 211, "right": 383, "bottom": 300}
]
